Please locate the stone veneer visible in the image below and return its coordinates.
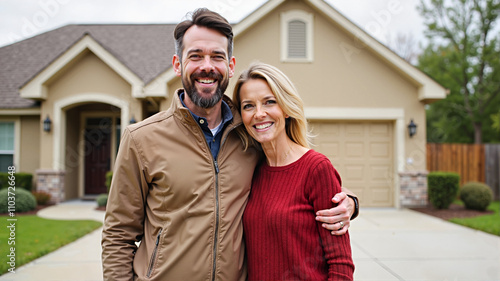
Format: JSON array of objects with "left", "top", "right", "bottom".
[
  {"left": 400, "top": 171, "right": 429, "bottom": 207},
  {"left": 35, "top": 169, "right": 65, "bottom": 204}
]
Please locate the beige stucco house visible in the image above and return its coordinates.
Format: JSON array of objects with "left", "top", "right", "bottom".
[{"left": 0, "top": 0, "right": 446, "bottom": 207}]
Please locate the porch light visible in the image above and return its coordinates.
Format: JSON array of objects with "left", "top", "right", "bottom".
[
  {"left": 43, "top": 115, "right": 52, "bottom": 132},
  {"left": 408, "top": 119, "right": 417, "bottom": 138},
  {"left": 129, "top": 116, "right": 136, "bottom": 124}
]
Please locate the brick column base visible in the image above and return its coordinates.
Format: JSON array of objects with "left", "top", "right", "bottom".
[
  {"left": 36, "top": 169, "right": 65, "bottom": 204},
  {"left": 399, "top": 171, "right": 428, "bottom": 207}
]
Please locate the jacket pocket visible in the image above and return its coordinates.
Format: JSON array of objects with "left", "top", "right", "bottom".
[{"left": 146, "top": 229, "right": 162, "bottom": 278}]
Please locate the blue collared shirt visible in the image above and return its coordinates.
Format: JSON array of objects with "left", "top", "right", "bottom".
[{"left": 180, "top": 92, "right": 233, "bottom": 159}]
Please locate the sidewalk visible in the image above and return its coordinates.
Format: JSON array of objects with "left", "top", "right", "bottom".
[{"left": 1, "top": 202, "right": 499, "bottom": 280}]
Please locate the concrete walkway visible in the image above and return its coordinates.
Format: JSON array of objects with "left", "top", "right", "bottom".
[{"left": 1, "top": 201, "right": 499, "bottom": 280}]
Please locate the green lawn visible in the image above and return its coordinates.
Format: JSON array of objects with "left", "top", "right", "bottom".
[
  {"left": 0, "top": 215, "right": 102, "bottom": 275},
  {"left": 449, "top": 201, "right": 500, "bottom": 237}
]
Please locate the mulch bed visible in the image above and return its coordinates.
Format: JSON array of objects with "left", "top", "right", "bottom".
[{"left": 410, "top": 203, "right": 494, "bottom": 220}]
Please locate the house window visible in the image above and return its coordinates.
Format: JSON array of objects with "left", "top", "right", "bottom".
[
  {"left": 281, "top": 10, "right": 314, "bottom": 62},
  {"left": 0, "top": 122, "right": 14, "bottom": 171}
]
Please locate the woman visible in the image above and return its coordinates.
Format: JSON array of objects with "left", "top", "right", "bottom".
[{"left": 233, "top": 62, "right": 354, "bottom": 280}]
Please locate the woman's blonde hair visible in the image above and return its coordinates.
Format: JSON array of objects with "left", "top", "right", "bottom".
[{"left": 232, "top": 62, "right": 312, "bottom": 150}]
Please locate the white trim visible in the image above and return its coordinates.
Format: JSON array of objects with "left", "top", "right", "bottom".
[
  {"left": 281, "top": 10, "right": 314, "bottom": 63},
  {"left": 305, "top": 107, "right": 404, "bottom": 208},
  {"left": 305, "top": 107, "right": 404, "bottom": 120},
  {"left": 144, "top": 68, "right": 178, "bottom": 98},
  {"left": 232, "top": 0, "right": 446, "bottom": 101},
  {"left": 20, "top": 35, "right": 145, "bottom": 100},
  {"left": 53, "top": 93, "right": 129, "bottom": 170},
  {"left": 0, "top": 109, "right": 41, "bottom": 115},
  {"left": 233, "top": 0, "right": 286, "bottom": 38},
  {"left": 14, "top": 119, "right": 20, "bottom": 171}
]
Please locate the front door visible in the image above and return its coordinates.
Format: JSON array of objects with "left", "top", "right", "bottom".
[{"left": 84, "top": 117, "right": 112, "bottom": 195}]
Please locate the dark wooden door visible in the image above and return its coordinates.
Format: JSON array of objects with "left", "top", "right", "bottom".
[{"left": 84, "top": 118, "right": 111, "bottom": 195}]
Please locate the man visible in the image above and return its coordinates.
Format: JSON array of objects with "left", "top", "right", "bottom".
[{"left": 102, "top": 8, "right": 358, "bottom": 280}]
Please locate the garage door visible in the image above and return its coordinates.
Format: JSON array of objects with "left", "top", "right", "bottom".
[{"left": 309, "top": 121, "right": 394, "bottom": 207}]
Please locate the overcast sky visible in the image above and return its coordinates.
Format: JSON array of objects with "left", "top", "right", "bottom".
[{"left": 0, "top": 0, "right": 426, "bottom": 48}]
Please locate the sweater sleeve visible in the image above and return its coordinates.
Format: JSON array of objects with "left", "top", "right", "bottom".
[
  {"left": 101, "top": 128, "right": 149, "bottom": 281},
  {"left": 306, "top": 157, "right": 355, "bottom": 281}
]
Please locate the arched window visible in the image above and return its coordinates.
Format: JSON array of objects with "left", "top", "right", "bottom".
[{"left": 281, "top": 10, "right": 313, "bottom": 62}]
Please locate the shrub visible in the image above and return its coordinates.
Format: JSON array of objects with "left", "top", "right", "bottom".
[
  {"left": 0, "top": 173, "right": 7, "bottom": 188},
  {"left": 32, "top": 190, "right": 52, "bottom": 205},
  {"left": 15, "top": 173, "right": 33, "bottom": 191},
  {"left": 0, "top": 172, "right": 33, "bottom": 191},
  {"left": 0, "top": 188, "right": 37, "bottom": 213},
  {"left": 459, "top": 182, "right": 493, "bottom": 211},
  {"left": 105, "top": 171, "right": 113, "bottom": 193},
  {"left": 428, "top": 172, "right": 460, "bottom": 209},
  {"left": 96, "top": 194, "right": 108, "bottom": 207}
]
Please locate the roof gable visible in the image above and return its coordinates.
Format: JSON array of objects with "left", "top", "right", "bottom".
[
  {"left": 232, "top": 0, "right": 447, "bottom": 103},
  {"left": 21, "top": 34, "right": 145, "bottom": 100}
]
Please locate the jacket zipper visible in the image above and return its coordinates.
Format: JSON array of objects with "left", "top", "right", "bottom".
[
  {"left": 147, "top": 229, "right": 162, "bottom": 278},
  {"left": 211, "top": 160, "right": 220, "bottom": 281},
  {"left": 211, "top": 123, "right": 238, "bottom": 281}
]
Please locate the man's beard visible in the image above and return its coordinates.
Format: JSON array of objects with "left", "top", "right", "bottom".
[{"left": 182, "top": 71, "right": 229, "bottom": 109}]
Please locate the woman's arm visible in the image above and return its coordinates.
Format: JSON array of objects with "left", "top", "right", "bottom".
[{"left": 308, "top": 159, "right": 355, "bottom": 280}]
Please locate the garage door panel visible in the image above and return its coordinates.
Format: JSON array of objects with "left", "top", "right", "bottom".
[
  {"left": 370, "top": 165, "right": 392, "bottom": 181},
  {"left": 319, "top": 143, "right": 339, "bottom": 158},
  {"left": 317, "top": 123, "right": 340, "bottom": 136},
  {"left": 369, "top": 142, "right": 391, "bottom": 158},
  {"left": 369, "top": 123, "right": 391, "bottom": 136},
  {"left": 343, "top": 165, "right": 365, "bottom": 181},
  {"left": 311, "top": 121, "right": 394, "bottom": 207},
  {"left": 345, "top": 123, "right": 364, "bottom": 137},
  {"left": 370, "top": 186, "right": 392, "bottom": 206},
  {"left": 346, "top": 142, "right": 364, "bottom": 157}
]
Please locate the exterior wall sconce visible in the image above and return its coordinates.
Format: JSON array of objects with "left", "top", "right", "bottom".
[
  {"left": 43, "top": 115, "right": 52, "bottom": 132},
  {"left": 130, "top": 116, "right": 136, "bottom": 124},
  {"left": 408, "top": 119, "right": 417, "bottom": 138}
]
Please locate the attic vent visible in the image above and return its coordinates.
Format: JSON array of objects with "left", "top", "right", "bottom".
[
  {"left": 288, "top": 20, "right": 306, "bottom": 58},
  {"left": 281, "top": 10, "right": 313, "bottom": 62}
]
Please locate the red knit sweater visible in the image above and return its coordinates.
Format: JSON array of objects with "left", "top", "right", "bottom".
[{"left": 243, "top": 150, "right": 354, "bottom": 281}]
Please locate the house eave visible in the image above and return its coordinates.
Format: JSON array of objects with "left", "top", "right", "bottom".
[{"left": 0, "top": 108, "right": 41, "bottom": 115}]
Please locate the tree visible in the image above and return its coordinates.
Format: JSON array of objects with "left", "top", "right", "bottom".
[
  {"left": 387, "top": 32, "right": 420, "bottom": 65},
  {"left": 417, "top": 0, "right": 500, "bottom": 143},
  {"left": 492, "top": 111, "right": 500, "bottom": 132}
]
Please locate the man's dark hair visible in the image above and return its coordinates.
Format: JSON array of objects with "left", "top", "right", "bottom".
[{"left": 174, "top": 8, "right": 234, "bottom": 60}]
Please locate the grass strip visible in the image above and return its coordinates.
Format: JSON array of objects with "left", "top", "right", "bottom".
[
  {"left": 449, "top": 201, "right": 500, "bottom": 237},
  {"left": 0, "top": 215, "right": 102, "bottom": 275}
]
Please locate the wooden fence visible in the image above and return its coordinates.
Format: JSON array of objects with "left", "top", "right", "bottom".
[{"left": 427, "top": 143, "right": 500, "bottom": 200}]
